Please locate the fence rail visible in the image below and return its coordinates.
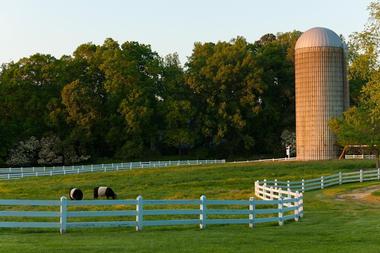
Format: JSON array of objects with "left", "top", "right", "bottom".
[
  {"left": 0, "top": 160, "right": 225, "bottom": 180},
  {"left": 256, "top": 168, "right": 380, "bottom": 193},
  {"left": 0, "top": 193, "right": 303, "bottom": 234},
  {"left": 345, "top": 155, "right": 376, "bottom": 160}
]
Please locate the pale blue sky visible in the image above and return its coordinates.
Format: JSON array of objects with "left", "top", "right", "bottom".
[{"left": 0, "top": 0, "right": 372, "bottom": 65}]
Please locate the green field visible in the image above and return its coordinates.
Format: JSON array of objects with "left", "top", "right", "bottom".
[{"left": 0, "top": 159, "right": 380, "bottom": 253}]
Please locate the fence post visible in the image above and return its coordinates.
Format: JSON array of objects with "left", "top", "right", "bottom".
[
  {"left": 278, "top": 197, "right": 283, "bottom": 226},
  {"left": 339, "top": 172, "right": 342, "bottom": 185},
  {"left": 294, "top": 191, "right": 299, "bottom": 222},
  {"left": 301, "top": 179, "right": 305, "bottom": 192},
  {"left": 263, "top": 179, "right": 267, "bottom": 187},
  {"left": 60, "top": 196, "right": 67, "bottom": 234},
  {"left": 287, "top": 180, "right": 290, "bottom": 192},
  {"left": 321, "top": 176, "right": 324, "bottom": 189},
  {"left": 274, "top": 179, "right": 278, "bottom": 188},
  {"left": 299, "top": 193, "right": 304, "bottom": 218},
  {"left": 269, "top": 187, "right": 273, "bottom": 200},
  {"left": 360, "top": 169, "right": 363, "bottom": 182},
  {"left": 249, "top": 197, "right": 255, "bottom": 228},
  {"left": 200, "top": 195, "right": 207, "bottom": 229},
  {"left": 378, "top": 168, "right": 380, "bottom": 180},
  {"left": 136, "top": 195, "right": 143, "bottom": 231}
]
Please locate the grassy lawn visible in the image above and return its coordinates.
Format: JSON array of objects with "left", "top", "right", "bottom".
[{"left": 0, "top": 159, "right": 379, "bottom": 253}]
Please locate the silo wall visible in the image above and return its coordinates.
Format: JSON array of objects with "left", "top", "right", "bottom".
[{"left": 295, "top": 47, "right": 346, "bottom": 160}]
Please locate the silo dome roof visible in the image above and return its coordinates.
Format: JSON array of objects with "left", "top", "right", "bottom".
[{"left": 295, "top": 27, "right": 343, "bottom": 49}]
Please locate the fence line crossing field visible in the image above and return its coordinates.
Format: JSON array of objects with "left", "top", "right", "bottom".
[{"left": 0, "top": 159, "right": 380, "bottom": 252}]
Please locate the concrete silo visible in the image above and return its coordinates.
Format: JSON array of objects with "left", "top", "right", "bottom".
[{"left": 295, "top": 27, "right": 349, "bottom": 160}]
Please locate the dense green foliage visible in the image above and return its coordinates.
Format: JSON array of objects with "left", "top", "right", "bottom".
[
  {"left": 330, "top": 2, "right": 380, "bottom": 164},
  {"left": 0, "top": 160, "right": 378, "bottom": 252},
  {"left": 0, "top": 32, "right": 300, "bottom": 166}
]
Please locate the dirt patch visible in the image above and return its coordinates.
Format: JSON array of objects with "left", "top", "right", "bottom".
[{"left": 336, "top": 185, "right": 380, "bottom": 203}]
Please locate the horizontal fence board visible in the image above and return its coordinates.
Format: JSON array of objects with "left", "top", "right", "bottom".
[
  {"left": 305, "top": 181, "right": 323, "bottom": 187},
  {"left": 0, "top": 222, "right": 59, "bottom": 228},
  {"left": 254, "top": 217, "right": 279, "bottom": 223},
  {"left": 363, "top": 177, "right": 378, "bottom": 181},
  {"left": 144, "top": 209, "right": 200, "bottom": 216},
  {"left": 363, "top": 170, "right": 378, "bottom": 174},
  {"left": 68, "top": 221, "right": 136, "bottom": 228},
  {"left": 68, "top": 210, "right": 136, "bottom": 217},
  {"left": 206, "top": 209, "right": 250, "bottom": 215},
  {"left": 0, "top": 211, "right": 59, "bottom": 217},
  {"left": 143, "top": 200, "right": 200, "bottom": 205},
  {"left": 342, "top": 175, "right": 360, "bottom": 180},
  {"left": 304, "top": 185, "right": 321, "bottom": 191},
  {"left": 206, "top": 200, "right": 249, "bottom": 205},
  {"left": 342, "top": 179, "right": 359, "bottom": 183},
  {"left": 0, "top": 200, "right": 60, "bottom": 206},
  {"left": 143, "top": 219, "right": 199, "bottom": 226},
  {"left": 206, "top": 218, "right": 249, "bottom": 225},
  {"left": 283, "top": 214, "right": 297, "bottom": 221}
]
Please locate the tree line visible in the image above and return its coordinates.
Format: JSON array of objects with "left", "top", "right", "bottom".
[{"left": 0, "top": 32, "right": 303, "bottom": 166}]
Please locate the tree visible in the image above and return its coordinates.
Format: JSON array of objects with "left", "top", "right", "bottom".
[
  {"left": 348, "top": 1, "right": 380, "bottom": 104},
  {"left": 6, "top": 136, "right": 40, "bottom": 166},
  {"left": 252, "top": 31, "right": 301, "bottom": 154},
  {"left": 37, "top": 136, "right": 63, "bottom": 165},
  {"left": 330, "top": 79, "right": 380, "bottom": 167},
  {"left": 61, "top": 80, "right": 102, "bottom": 129},
  {"left": 0, "top": 54, "right": 66, "bottom": 163},
  {"left": 159, "top": 53, "right": 195, "bottom": 155},
  {"left": 97, "top": 39, "right": 163, "bottom": 158},
  {"left": 186, "top": 37, "right": 264, "bottom": 156}
]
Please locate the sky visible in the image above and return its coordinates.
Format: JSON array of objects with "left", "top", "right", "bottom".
[{"left": 0, "top": 0, "right": 373, "bottom": 65}]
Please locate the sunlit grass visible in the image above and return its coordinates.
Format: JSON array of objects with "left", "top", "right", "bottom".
[{"left": 0, "top": 159, "right": 378, "bottom": 253}]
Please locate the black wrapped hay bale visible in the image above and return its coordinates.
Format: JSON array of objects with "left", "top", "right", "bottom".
[
  {"left": 93, "top": 186, "right": 117, "bottom": 199},
  {"left": 69, "top": 188, "right": 83, "bottom": 200}
]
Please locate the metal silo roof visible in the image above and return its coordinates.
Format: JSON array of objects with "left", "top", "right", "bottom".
[{"left": 295, "top": 27, "right": 343, "bottom": 49}]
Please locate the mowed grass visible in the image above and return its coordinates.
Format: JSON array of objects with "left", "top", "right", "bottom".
[{"left": 0, "top": 159, "right": 379, "bottom": 253}]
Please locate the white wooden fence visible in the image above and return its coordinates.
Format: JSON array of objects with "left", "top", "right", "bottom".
[
  {"left": 0, "top": 160, "right": 225, "bottom": 180},
  {"left": 255, "top": 168, "right": 380, "bottom": 193},
  {"left": 345, "top": 155, "right": 376, "bottom": 160},
  {"left": 0, "top": 194, "right": 303, "bottom": 234}
]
